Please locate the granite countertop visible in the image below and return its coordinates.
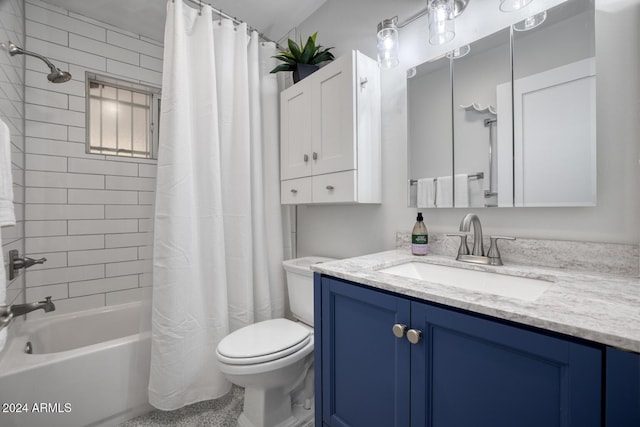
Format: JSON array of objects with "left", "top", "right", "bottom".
[{"left": 311, "top": 249, "right": 640, "bottom": 353}]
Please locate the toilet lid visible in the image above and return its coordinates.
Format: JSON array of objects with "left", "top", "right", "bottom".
[{"left": 217, "top": 318, "right": 311, "bottom": 365}]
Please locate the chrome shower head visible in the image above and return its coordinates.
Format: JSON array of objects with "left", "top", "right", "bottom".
[
  {"left": 7, "top": 41, "right": 72, "bottom": 83},
  {"left": 47, "top": 69, "right": 72, "bottom": 83}
]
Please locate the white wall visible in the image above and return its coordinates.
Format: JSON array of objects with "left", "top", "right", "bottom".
[
  {"left": 294, "top": 0, "right": 640, "bottom": 259},
  {"left": 0, "top": 0, "right": 26, "bottom": 308},
  {"left": 23, "top": 0, "right": 162, "bottom": 316}
]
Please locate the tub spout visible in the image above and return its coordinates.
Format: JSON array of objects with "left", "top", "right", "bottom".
[{"left": 9, "top": 297, "right": 55, "bottom": 317}]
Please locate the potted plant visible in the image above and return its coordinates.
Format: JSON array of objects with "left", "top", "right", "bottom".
[{"left": 270, "top": 33, "right": 335, "bottom": 83}]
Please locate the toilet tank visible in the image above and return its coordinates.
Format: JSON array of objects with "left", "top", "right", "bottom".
[{"left": 283, "top": 256, "right": 336, "bottom": 326}]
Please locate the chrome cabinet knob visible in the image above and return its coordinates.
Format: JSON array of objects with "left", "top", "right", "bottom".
[
  {"left": 312, "top": 152, "right": 318, "bottom": 160},
  {"left": 407, "top": 329, "right": 422, "bottom": 345},
  {"left": 304, "top": 154, "right": 309, "bottom": 162},
  {"left": 392, "top": 323, "right": 407, "bottom": 338},
  {"left": 290, "top": 189, "right": 298, "bottom": 194},
  {"left": 326, "top": 185, "right": 334, "bottom": 191}
]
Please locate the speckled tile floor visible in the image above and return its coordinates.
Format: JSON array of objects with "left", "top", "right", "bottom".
[{"left": 119, "top": 386, "right": 314, "bottom": 427}]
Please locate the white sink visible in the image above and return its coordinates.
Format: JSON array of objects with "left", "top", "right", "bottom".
[{"left": 377, "top": 262, "right": 553, "bottom": 302}]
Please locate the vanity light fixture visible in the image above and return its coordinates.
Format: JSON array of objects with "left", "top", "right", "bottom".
[
  {"left": 513, "top": 10, "right": 547, "bottom": 31},
  {"left": 499, "top": 0, "right": 533, "bottom": 12},
  {"left": 375, "top": 0, "right": 470, "bottom": 68},
  {"left": 377, "top": 17, "right": 400, "bottom": 69},
  {"left": 428, "top": 0, "right": 456, "bottom": 45}
]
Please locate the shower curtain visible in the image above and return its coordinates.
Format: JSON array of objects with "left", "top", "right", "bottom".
[{"left": 149, "top": 0, "right": 285, "bottom": 410}]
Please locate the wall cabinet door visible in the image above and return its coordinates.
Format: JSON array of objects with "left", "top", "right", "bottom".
[
  {"left": 317, "top": 276, "right": 604, "bottom": 427},
  {"left": 410, "top": 302, "right": 602, "bottom": 427},
  {"left": 310, "top": 53, "right": 356, "bottom": 176},
  {"left": 320, "top": 276, "right": 410, "bottom": 427},
  {"left": 281, "top": 78, "right": 313, "bottom": 180}
]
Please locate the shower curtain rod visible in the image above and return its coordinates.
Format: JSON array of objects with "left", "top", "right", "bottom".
[{"left": 180, "top": 0, "right": 283, "bottom": 49}]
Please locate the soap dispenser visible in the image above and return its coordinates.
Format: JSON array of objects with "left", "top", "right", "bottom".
[{"left": 412, "top": 212, "right": 429, "bottom": 255}]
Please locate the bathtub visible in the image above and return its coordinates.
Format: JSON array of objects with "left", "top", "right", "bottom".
[{"left": 0, "top": 301, "right": 153, "bottom": 427}]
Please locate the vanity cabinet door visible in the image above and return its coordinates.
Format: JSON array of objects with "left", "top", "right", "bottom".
[
  {"left": 605, "top": 347, "right": 640, "bottom": 427},
  {"left": 320, "top": 277, "right": 410, "bottom": 427},
  {"left": 409, "top": 302, "right": 602, "bottom": 427}
]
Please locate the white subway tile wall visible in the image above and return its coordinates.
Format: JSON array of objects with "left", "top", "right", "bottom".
[
  {"left": 0, "top": 0, "right": 26, "bottom": 306},
  {"left": 24, "top": 0, "right": 161, "bottom": 315}
]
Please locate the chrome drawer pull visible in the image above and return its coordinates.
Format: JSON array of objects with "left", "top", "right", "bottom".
[
  {"left": 326, "top": 185, "right": 334, "bottom": 190},
  {"left": 291, "top": 189, "right": 298, "bottom": 194}
]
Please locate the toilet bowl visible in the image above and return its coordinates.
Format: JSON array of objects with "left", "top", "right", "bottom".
[{"left": 216, "top": 256, "right": 336, "bottom": 427}]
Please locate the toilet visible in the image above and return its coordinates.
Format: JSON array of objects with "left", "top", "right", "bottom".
[{"left": 216, "top": 256, "right": 335, "bottom": 427}]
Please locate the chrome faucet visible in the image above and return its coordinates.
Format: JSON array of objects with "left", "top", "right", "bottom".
[
  {"left": 459, "top": 213, "right": 484, "bottom": 256},
  {"left": 0, "top": 297, "right": 56, "bottom": 331},
  {"left": 448, "top": 214, "right": 516, "bottom": 266},
  {"left": 8, "top": 297, "right": 56, "bottom": 317}
]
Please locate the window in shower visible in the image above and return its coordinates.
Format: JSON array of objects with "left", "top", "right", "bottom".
[{"left": 85, "top": 73, "right": 161, "bottom": 159}]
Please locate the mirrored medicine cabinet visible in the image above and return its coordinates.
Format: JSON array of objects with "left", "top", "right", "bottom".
[{"left": 407, "top": 0, "right": 595, "bottom": 208}]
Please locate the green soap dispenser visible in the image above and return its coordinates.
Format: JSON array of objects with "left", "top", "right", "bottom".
[{"left": 412, "top": 212, "right": 429, "bottom": 255}]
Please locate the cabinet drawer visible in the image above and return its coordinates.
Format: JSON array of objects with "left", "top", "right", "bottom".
[
  {"left": 312, "top": 170, "right": 356, "bottom": 203},
  {"left": 281, "top": 178, "right": 311, "bottom": 204}
]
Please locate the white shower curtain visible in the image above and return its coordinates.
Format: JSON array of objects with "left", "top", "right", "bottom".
[{"left": 150, "top": 0, "right": 285, "bottom": 410}]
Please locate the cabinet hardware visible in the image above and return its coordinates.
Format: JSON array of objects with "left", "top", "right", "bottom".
[
  {"left": 304, "top": 154, "right": 309, "bottom": 162},
  {"left": 392, "top": 323, "right": 408, "bottom": 338},
  {"left": 312, "top": 152, "right": 318, "bottom": 160},
  {"left": 407, "top": 329, "right": 422, "bottom": 344},
  {"left": 326, "top": 185, "right": 334, "bottom": 191},
  {"left": 360, "top": 77, "right": 368, "bottom": 88},
  {"left": 290, "top": 189, "right": 298, "bottom": 194}
]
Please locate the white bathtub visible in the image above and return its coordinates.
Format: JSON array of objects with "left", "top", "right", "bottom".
[{"left": 0, "top": 301, "right": 153, "bottom": 427}]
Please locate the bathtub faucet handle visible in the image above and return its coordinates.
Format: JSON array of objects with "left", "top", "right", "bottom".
[{"left": 8, "top": 250, "right": 47, "bottom": 280}]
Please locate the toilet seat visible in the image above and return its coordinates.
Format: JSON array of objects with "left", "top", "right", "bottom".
[{"left": 217, "top": 318, "right": 311, "bottom": 365}]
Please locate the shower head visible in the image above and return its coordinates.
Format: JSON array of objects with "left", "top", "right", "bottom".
[
  {"left": 7, "top": 41, "right": 72, "bottom": 83},
  {"left": 47, "top": 68, "right": 72, "bottom": 83}
]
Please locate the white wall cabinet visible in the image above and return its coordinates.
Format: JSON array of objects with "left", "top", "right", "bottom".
[{"left": 280, "top": 50, "right": 381, "bottom": 205}]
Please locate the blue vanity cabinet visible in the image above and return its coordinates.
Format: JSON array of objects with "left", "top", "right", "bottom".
[
  {"left": 315, "top": 275, "right": 603, "bottom": 427},
  {"left": 605, "top": 347, "right": 640, "bottom": 426},
  {"left": 317, "top": 274, "right": 411, "bottom": 427},
  {"left": 410, "top": 302, "right": 601, "bottom": 427}
]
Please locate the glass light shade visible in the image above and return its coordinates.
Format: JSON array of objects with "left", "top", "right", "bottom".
[
  {"left": 499, "top": 0, "right": 534, "bottom": 12},
  {"left": 513, "top": 11, "right": 547, "bottom": 31},
  {"left": 428, "top": 0, "right": 455, "bottom": 45},
  {"left": 377, "top": 18, "right": 399, "bottom": 69}
]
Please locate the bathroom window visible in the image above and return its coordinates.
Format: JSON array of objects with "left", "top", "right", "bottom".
[{"left": 86, "top": 73, "right": 161, "bottom": 159}]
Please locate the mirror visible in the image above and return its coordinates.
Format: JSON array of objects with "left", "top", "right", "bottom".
[
  {"left": 407, "top": 55, "right": 453, "bottom": 208},
  {"left": 407, "top": 0, "right": 596, "bottom": 208}
]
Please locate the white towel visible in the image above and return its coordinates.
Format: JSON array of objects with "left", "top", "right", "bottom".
[
  {"left": 454, "top": 174, "right": 469, "bottom": 208},
  {"left": 469, "top": 177, "right": 485, "bottom": 207},
  {"left": 417, "top": 178, "right": 436, "bottom": 208},
  {"left": 0, "top": 118, "right": 16, "bottom": 352},
  {"left": 436, "top": 176, "right": 453, "bottom": 208},
  {"left": 0, "top": 119, "right": 15, "bottom": 226}
]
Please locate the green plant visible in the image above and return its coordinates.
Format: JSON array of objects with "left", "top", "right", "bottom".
[{"left": 270, "top": 32, "right": 335, "bottom": 74}]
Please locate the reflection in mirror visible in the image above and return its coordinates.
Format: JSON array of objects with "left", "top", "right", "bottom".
[
  {"left": 510, "top": 0, "right": 596, "bottom": 207},
  {"left": 407, "top": 0, "right": 596, "bottom": 209},
  {"left": 407, "top": 56, "right": 452, "bottom": 208},
  {"left": 453, "top": 28, "right": 510, "bottom": 208}
]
